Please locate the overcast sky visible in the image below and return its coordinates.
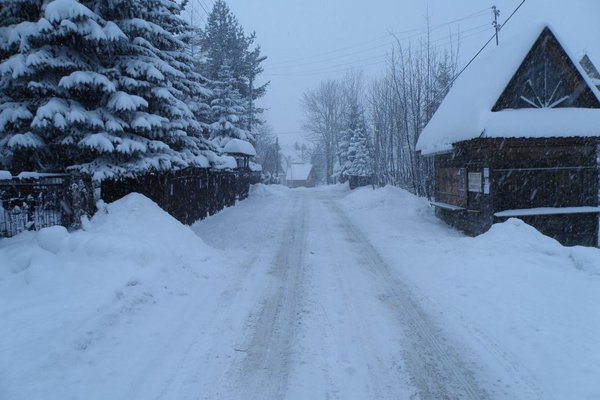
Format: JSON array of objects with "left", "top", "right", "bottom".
[{"left": 192, "top": 0, "right": 600, "bottom": 151}]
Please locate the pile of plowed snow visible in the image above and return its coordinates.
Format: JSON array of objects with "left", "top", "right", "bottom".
[
  {"left": 0, "top": 193, "right": 215, "bottom": 285},
  {"left": 0, "top": 194, "right": 220, "bottom": 397}
]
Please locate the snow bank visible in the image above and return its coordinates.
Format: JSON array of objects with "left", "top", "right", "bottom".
[
  {"left": 341, "top": 185, "right": 442, "bottom": 229},
  {"left": 0, "top": 192, "right": 216, "bottom": 299},
  {"left": 474, "top": 217, "right": 600, "bottom": 276},
  {"left": 84, "top": 194, "right": 214, "bottom": 263},
  {"left": 0, "top": 194, "right": 219, "bottom": 399}
]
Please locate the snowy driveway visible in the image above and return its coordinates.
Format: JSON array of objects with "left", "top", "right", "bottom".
[{"left": 2, "top": 185, "right": 599, "bottom": 399}]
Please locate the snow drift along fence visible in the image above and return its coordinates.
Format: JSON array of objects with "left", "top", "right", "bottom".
[
  {"left": 100, "top": 168, "right": 251, "bottom": 225},
  {"left": 0, "top": 173, "right": 95, "bottom": 238}
]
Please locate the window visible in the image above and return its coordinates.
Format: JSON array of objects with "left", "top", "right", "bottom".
[{"left": 436, "top": 168, "right": 467, "bottom": 208}]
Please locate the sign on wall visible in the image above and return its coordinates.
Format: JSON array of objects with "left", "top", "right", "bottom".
[
  {"left": 468, "top": 172, "right": 482, "bottom": 193},
  {"left": 483, "top": 168, "right": 490, "bottom": 194}
]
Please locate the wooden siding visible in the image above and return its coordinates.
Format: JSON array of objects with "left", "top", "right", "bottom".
[{"left": 432, "top": 138, "right": 599, "bottom": 246}]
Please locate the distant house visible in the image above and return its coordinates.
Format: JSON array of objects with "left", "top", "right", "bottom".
[
  {"left": 286, "top": 164, "right": 316, "bottom": 188},
  {"left": 417, "top": 25, "right": 600, "bottom": 247}
]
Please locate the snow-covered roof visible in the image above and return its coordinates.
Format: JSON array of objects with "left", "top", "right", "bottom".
[
  {"left": 286, "top": 164, "right": 313, "bottom": 181},
  {"left": 222, "top": 139, "right": 256, "bottom": 157},
  {"left": 417, "top": 24, "right": 600, "bottom": 155}
]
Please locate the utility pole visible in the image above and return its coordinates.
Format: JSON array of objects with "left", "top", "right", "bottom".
[
  {"left": 492, "top": 6, "right": 501, "bottom": 46},
  {"left": 248, "top": 77, "right": 254, "bottom": 134},
  {"left": 275, "top": 136, "right": 279, "bottom": 184}
]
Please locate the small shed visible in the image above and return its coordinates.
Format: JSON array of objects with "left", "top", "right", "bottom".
[
  {"left": 417, "top": 25, "right": 600, "bottom": 247},
  {"left": 223, "top": 139, "right": 257, "bottom": 170},
  {"left": 286, "top": 164, "right": 316, "bottom": 188}
]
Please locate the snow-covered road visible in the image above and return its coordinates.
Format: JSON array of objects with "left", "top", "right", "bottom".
[
  {"left": 152, "top": 187, "right": 487, "bottom": 400},
  {"left": 191, "top": 188, "right": 491, "bottom": 399},
  {"left": 3, "top": 184, "right": 600, "bottom": 399}
]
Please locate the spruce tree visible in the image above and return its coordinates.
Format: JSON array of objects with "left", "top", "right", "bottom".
[
  {"left": 0, "top": 0, "right": 216, "bottom": 178},
  {"left": 200, "top": 0, "right": 267, "bottom": 133},
  {"left": 208, "top": 64, "right": 250, "bottom": 147},
  {"left": 0, "top": 0, "right": 126, "bottom": 172},
  {"left": 346, "top": 125, "right": 372, "bottom": 178},
  {"left": 82, "top": 0, "right": 216, "bottom": 178},
  {"left": 345, "top": 106, "right": 372, "bottom": 178},
  {"left": 337, "top": 101, "right": 364, "bottom": 180}
]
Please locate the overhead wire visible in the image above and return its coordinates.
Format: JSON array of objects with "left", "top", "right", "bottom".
[
  {"left": 263, "top": 24, "right": 494, "bottom": 78},
  {"left": 449, "top": 0, "right": 527, "bottom": 86},
  {"left": 264, "top": 7, "right": 492, "bottom": 68},
  {"left": 266, "top": 22, "right": 492, "bottom": 72}
]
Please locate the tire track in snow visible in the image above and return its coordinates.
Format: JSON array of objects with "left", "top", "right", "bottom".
[
  {"left": 324, "top": 197, "right": 490, "bottom": 400},
  {"left": 295, "top": 196, "right": 413, "bottom": 399},
  {"left": 118, "top": 193, "right": 296, "bottom": 400},
  {"left": 233, "top": 194, "right": 308, "bottom": 400}
]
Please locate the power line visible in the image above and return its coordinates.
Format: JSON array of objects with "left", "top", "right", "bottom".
[
  {"left": 266, "top": 8, "right": 490, "bottom": 68},
  {"left": 263, "top": 25, "right": 493, "bottom": 78},
  {"left": 264, "top": 7, "right": 492, "bottom": 68},
  {"left": 449, "top": 0, "right": 527, "bottom": 87},
  {"left": 265, "top": 22, "right": 491, "bottom": 73},
  {"left": 199, "top": 0, "right": 211, "bottom": 14},
  {"left": 264, "top": 23, "right": 491, "bottom": 75}
]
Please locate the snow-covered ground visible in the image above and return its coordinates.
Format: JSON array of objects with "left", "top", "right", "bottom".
[
  {"left": 337, "top": 185, "right": 600, "bottom": 400},
  {"left": 1, "top": 184, "right": 599, "bottom": 399}
]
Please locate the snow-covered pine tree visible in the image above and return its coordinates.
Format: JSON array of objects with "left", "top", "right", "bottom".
[
  {"left": 80, "top": 0, "right": 216, "bottom": 178},
  {"left": 336, "top": 130, "right": 351, "bottom": 182},
  {"left": 337, "top": 101, "right": 365, "bottom": 181},
  {"left": 208, "top": 64, "right": 250, "bottom": 147},
  {"left": 0, "top": 0, "right": 127, "bottom": 172},
  {"left": 0, "top": 0, "right": 216, "bottom": 178},
  {"left": 345, "top": 108, "right": 372, "bottom": 178},
  {"left": 200, "top": 0, "right": 267, "bottom": 134}
]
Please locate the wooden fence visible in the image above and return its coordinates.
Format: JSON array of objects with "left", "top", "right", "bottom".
[
  {"left": 0, "top": 167, "right": 252, "bottom": 238},
  {"left": 0, "top": 173, "right": 95, "bottom": 238},
  {"left": 101, "top": 168, "right": 252, "bottom": 225}
]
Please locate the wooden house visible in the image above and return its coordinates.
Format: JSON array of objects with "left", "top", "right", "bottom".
[
  {"left": 286, "top": 164, "right": 316, "bottom": 188},
  {"left": 417, "top": 25, "right": 600, "bottom": 247}
]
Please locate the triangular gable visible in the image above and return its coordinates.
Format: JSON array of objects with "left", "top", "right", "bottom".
[{"left": 493, "top": 27, "right": 600, "bottom": 111}]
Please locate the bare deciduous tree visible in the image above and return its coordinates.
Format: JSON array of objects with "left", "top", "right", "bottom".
[
  {"left": 301, "top": 23, "right": 458, "bottom": 194},
  {"left": 301, "top": 80, "right": 345, "bottom": 184},
  {"left": 369, "top": 26, "right": 459, "bottom": 196}
]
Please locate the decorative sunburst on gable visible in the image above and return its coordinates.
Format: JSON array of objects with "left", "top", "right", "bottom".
[
  {"left": 493, "top": 27, "right": 600, "bottom": 111},
  {"left": 520, "top": 60, "right": 570, "bottom": 108}
]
